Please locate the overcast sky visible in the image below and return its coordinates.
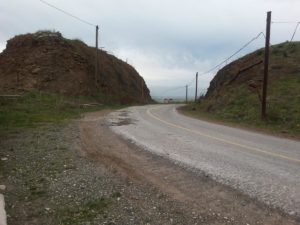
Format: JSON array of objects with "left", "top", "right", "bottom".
[{"left": 0, "top": 0, "right": 299, "bottom": 99}]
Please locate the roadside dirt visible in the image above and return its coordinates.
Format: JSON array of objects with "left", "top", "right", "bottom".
[{"left": 79, "top": 111, "right": 300, "bottom": 225}]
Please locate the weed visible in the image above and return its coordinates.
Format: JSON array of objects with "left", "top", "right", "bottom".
[
  {"left": 182, "top": 76, "right": 300, "bottom": 137},
  {"left": 111, "top": 192, "right": 122, "bottom": 198},
  {"left": 0, "top": 91, "right": 122, "bottom": 130},
  {"left": 58, "top": 198, "right": 111, "bottom": 224}
]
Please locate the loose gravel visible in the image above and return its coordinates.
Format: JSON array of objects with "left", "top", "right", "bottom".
[
  {"left": 0, "top": 123, "right": 232, "bottom": 224},
  {"left": 0, "top": 109, "right": 299, "bottom": 225}
]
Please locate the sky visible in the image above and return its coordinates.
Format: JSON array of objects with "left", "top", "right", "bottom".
[{"left": 0, "top": 0, "right": 299, "bottom": 99}]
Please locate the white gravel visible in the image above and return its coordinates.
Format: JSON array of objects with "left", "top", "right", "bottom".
[{"left": 107, "top": 104, "right": 300, "bottom": 217}]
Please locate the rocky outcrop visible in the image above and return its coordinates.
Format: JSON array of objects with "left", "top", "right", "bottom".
[{"left": 0, "top": 31, "right": 152, "bottom": 104}]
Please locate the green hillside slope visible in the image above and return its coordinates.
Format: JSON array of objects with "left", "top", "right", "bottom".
[{"left": 183, "top": 42, "right": 300, "bottom": 137}]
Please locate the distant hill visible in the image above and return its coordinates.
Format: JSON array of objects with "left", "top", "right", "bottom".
[
  {"left": 0, "top": 30, "right": 152, "bottom": 104},
  {"left": 198, "top": 42, "right": 300, "bottom": 136}
]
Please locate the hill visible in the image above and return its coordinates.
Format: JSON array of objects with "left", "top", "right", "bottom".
[
  {"left": 184, "top": 42, "right": 300, "bottom": 137},
  {"left": 0, "top": 30, "right": 152, "bottom": 104}
]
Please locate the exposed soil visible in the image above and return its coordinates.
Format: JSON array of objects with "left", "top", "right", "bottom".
[
  {"left": 79, "top": 111, "right": 300, "bottom": 225},
  {"left": 0, "top": 31, "right": 152, "bottom": 104},
  {"left": 1, "top": 110, "right": 299, "bottom": 224},
  {"left": 205, "top": 42, "right": 300, "bottom": 100}
]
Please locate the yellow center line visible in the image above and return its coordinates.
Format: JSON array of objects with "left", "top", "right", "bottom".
[{"left": 146, "top": 106, "right": 300, "bottom": 164}]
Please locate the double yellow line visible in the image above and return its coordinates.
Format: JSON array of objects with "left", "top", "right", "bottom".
[{"left": 146, "top": 106, "right": 300, "bottom": 164}]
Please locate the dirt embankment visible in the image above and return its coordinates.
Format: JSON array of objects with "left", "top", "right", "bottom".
[
  {"left": 205, "top": 42, "right": 300, "bottom": 101},
  {"left": 193, "top": 42, "right": 300, "bottom": 136},
  {"left": 0, "top": 31, "right": 152, "bottom": 104}
]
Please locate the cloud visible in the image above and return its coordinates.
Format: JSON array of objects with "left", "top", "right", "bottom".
[{"left": 0, "top": 0, "right": 299, "bottom": 97}]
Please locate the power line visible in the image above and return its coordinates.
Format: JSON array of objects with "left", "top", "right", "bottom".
[
  {"left": 39, "top": 0, "right": 96, "bottom": 27},
  {"left": 187, "top": 76, "right": 196, "bottom": 87},
  {"left": 198, "top": 32, "right": 265, "bottom": 76},
  {"left": 290, "top": 22, "right": 300, "bottom": 42},
  {"left": 272, "top": 21, "right": 300, "bottom": 24},
  {"left": 160, "top": 85, "right": 186, "bottom": 96}
]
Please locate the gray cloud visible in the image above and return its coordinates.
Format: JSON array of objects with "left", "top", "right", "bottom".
[{"left": 0, "top": 0, "right": 299, "bottom": 98}]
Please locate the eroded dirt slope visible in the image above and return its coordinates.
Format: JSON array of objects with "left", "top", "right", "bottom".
[{"left": 0, "top": 31, "right": 152, "bottom": 104}]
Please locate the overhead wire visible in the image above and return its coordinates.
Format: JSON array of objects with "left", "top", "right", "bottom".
[
  {"left": 187, "top": 76, "right": 196, "bottom": 87},
  {"left": 198, "top": 32, "right": 265, "bottom": 77},
  {"left": 272, "top": 21, "right": 300, "bottom": 24},
  {"left": 160, "top": 32, "right": 266, "bottom": 97},
  {"left": 290, "top": 22, "right": 300, "bottom": 42},
  {"left": 39, "top": 0, "right": 96, "bottom": 27},
  {"left": 160, "top": 85, "right": 187, "bottom": 96},
  {"left": 160, "top": 19, "right": 299, "bottom": 98},
  {"left": 38, "top": 3, "right": 299, "bottom": 98}
]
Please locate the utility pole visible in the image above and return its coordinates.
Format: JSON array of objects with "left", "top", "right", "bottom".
[
  {"left": 262, "top": 11, "right": 271, "bottom": 120},
  {"left": 195, "top": 72, "right": 198, "bottom": 102},
  {"left": 95, "top": 25, "right": 99, "bottom": 86},
  {"left": 185, "top": 85, "right": 188, "bottom": 104},
  {"left": 141, "top": 79, "right": 144, "bottom": 103}
]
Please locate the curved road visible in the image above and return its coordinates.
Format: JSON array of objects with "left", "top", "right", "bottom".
[{"left": 106, "top": 104, "right": 300, "bottom": 216}]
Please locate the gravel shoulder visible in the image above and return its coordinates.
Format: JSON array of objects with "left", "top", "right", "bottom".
[{"left": 0, "top": 109, "right": 299, "bottom": 224}]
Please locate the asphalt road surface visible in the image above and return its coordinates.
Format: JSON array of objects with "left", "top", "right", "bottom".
[{"left": 106, "top": 104, "right": 300, "bottom": 216}]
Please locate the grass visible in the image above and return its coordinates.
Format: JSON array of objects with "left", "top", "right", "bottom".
[
  {"left": 0, "top": 91, "right": 120, "bottom": 224},
  {"left": 181, "top": 42, "right": 300, "bottom": 138},
  {"left": 182, "top": 75, "right": 300, "bottom": 138},
  {"left": 0, "top": 91, "right": 123, "bottom": 130},
  {"left": 58, "top": 198, "right": 111, "bottom": 224}
]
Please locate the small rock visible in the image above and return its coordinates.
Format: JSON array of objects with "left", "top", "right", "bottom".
[
  {"left": 31, "top": 68, "right": 41, "bottom": 74},
  {"left": 1, "top": 157, "right": 8, "bottom": 161},
  {"left": 289, "top": 211, "right": 296, "bottom": 216},
  {"left": 0, "top": 185, "right": 6, "bottom": 191}
]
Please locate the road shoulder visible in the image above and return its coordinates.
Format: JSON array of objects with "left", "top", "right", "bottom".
[
  {"left": 80, "top": 110, "right": 299, "bottom": 225},
  {"left": 178, "top": 105, "right": 300, "bottom": 141}
]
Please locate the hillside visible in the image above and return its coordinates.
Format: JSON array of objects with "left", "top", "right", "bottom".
[
  {"left": 185, "top": 42, "right": 300, "bottom": 137},
  {"left": 0, "top": 31, "right": 152, "bottom": 104}
]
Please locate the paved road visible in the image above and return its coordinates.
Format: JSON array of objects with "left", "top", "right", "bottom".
[{"left": 106, "top": 104, "right": 300, "bottom": 216}]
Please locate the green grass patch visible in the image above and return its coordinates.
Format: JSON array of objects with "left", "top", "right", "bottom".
[
  {"left": 58, "top": 197, "right": 111, "bottom": 224},
  {"left": 182, "top": 76, "right": 300, "bottom": 138},
  {"left": 0, "top": 91, "right": 123, "bottom": 130}
]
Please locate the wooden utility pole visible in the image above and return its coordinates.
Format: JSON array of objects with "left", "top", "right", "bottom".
[
  {"left": 185, "top": 85, "right": 188, "bottom": 104},
  {"left": 262, "top": 11, "right": 271, "bottom": 120},
  {"left": 195, "top": 72, "right": 198, "bottom": 102},
  {"left": 95, "top": 25, "right": 99, "bottom": 86},
  {"left": 141, "top": 79, "right": 144, "bottom": 103}
]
